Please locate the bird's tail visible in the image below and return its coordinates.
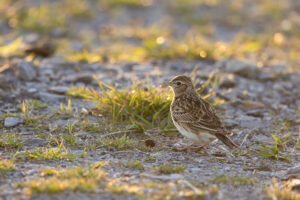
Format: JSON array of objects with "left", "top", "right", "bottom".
[{"left": 215, "top": 133, "right": 240, "bottom": 149}]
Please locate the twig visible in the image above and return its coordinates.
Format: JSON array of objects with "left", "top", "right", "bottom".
[
  {"left": 134, "top": 148, "right": 150, "bottom": 155},
  {"left": 181, "top": 180, "right": 204, "bottom": 195},
  {"left": 241, "top": 130, "right": 252, "bottom": 147}
]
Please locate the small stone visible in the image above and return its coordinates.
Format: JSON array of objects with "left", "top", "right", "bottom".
[
  {"left": 145, "top": 139, "right": 156, "bottom": 148},
  {"left": 24, "top": 41, "right": 56, "bottom": 57},
  {"left": 226, "top": 59, "right": 261, "bottom": 79},
  {"left": 287, "top": 165, "right": 300, "bottom": 175},
  {"left": 48, "top": 86, "right": 69, "bottom": 95},
  {"left": 61, "top": 73, "right": 94, "bottom": 84},
  {"left": 17, "top": 61, "right": 37, "bottom": 81},
  {"left": 27, "top": 88, "right": 38, "bottom": 93},
  {"left": 219, "top": 73, "right": 237, "bottom": 88},
  {"left": 246, "top": 109, "right": 264, "bottom": 118},
  {"left": 241, "top": 101, "right": 264, "bottom": 109},
  {"left": 4, "top": 117, "right": 23, "bottom": 127}
]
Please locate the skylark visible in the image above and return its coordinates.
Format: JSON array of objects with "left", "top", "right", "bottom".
[{"left": 167, "top": 75, "right": 239, "bottom": 151}]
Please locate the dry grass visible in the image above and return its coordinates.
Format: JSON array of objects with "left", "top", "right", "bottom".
[{"left": 266, "top": 178, "right": 300, "bottom": 200}]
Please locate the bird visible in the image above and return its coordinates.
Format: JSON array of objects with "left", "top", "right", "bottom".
[{"left": 167, "top": 75, "right": 239, "bottom": 152}]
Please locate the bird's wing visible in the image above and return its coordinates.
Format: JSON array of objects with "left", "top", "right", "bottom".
[{"left": 173, "top": 97, "right": 225, "bottom": 134}]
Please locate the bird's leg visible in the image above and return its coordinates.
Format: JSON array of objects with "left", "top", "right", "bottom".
[
  {"left": 191, "top": 143, "right": 210, "bottom": 154},
  {"left": 175, "top": 142, "right": 195, "bottom": 152}
]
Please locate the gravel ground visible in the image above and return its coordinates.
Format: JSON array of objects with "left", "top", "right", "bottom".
[{"left": 0, "top": 0, "right": 300, "bottom": 199}]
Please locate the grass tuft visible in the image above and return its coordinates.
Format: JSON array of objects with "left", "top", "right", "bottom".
[
  {"left": 212, "top": 174, "right": 256, "bottom": 185},
  {"left": 0, "top": 133, "right": 23, "bottom": 149},
  {"left": 67, "top": 86, "right": 87, "bottom": 98},
  {"left": 97, "top": 135, "right": 133, "bottom": 151},
  {"left": 256, "top": 134, "right": 291, "bottom": 162},
  {"left": 53, "top": 99, "right": 74, "bottom": 119},
  {"left": 21, "top": 139, "right": 84, "bottom": 161},
  {"left": 0, "top": 159, "right": 15, "bottom": 177},
  {"left": 75, "top": 78, "right": 173, "bottom": 132},
  {"left": 20, "top": 164, "right": 106, "bottom": 194},
  {"left": 125, "top": 160, "right": 144, "bottom": 170},
  {"left": 156, "top": 162, "right": 185, "bottom": 174}
]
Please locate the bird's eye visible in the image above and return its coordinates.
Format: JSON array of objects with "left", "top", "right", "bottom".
[{"left": 176, "top": 82, "right": 181, "bottom": 86}]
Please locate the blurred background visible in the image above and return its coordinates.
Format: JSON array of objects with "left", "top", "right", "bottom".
[{"left": 0, "top": 0, "right": 299, "bottom": 71}]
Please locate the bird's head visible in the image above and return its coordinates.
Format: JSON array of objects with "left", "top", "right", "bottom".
[{"left": 167, "top": 75, "right": 194, "bottom": 97}]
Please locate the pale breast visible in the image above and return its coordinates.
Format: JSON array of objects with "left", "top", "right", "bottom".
[{"left": 173, "top": 121, "right": 216, "bottom": 145}]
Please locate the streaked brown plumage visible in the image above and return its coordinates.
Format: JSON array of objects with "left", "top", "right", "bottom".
[{"left": 168, "top": 75, "right": 239, "bottom": 150}]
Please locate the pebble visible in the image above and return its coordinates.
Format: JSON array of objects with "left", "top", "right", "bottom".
[
  {"left": 48, "top": 86, "right": 69, "bottom": 95},
  {"left": 61, "top": 73, "right": 94, "bottom": 84},
  {"left": 4, "top": 117, "right": 24, "bottom": 127},
  {"left": 27, "top": 88, "right": 38, "bottom": 93},
  {"left": 287, "top": 165, "right": 300, "bottom": 175},
  {"left": 241, "top": 101, "right": 265, "bottom": 109},
  {"left": 219, "top": 73, "right": 237, "bottom": 88},
  {"left": 24, "top": 41, "right": 56, "bottom": 57},
  {"left": 226, "top": 59, "right": 261, "bottom": 79},
  {"left": 246, "top": 109, "right": 265, "bottom": 118},
  {"left": 145, "top": 139, "right": 156, "bottom": 148},
  {"left": 16, "top": 61, "right": 37, "bottom": 81}
]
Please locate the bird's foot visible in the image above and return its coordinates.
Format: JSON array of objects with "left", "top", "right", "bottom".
[
  {"left": 173, "top": 143, "right": 195, "bottom": 152},
  {"left": 173, "top": 143, "right": 209, "bottom": 155},
  {"left": 190, "top": 145, "right": 209, "bottom": 155}
]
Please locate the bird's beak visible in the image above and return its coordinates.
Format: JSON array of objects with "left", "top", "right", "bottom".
[{"left": 162, "top": 81, "right": 170, "bottom": 87}]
